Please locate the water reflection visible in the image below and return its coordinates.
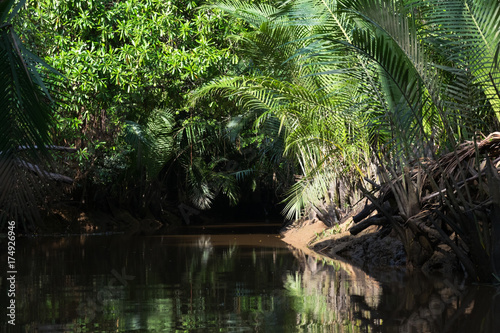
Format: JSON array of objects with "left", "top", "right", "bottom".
[
  {"left": 287, "top": 247, "right": 500, "bottom": 333},
  {"left": 0, "top": 230, "right": 499, "bottom": 332},
  {"left": 284, "top": 247, "right": 383, "bottom": 332}
]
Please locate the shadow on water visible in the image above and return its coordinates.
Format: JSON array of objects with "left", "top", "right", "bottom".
[{"left": 0, "top": 224, "right": 499, "bottom": 332}]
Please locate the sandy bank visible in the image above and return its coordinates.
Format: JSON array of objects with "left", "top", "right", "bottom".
[
  {"left": 281, "top": 218, "right": 406, "bottom": 277},
  {"left": 281, "top": 217, "right": 464, "bottom": 280}
]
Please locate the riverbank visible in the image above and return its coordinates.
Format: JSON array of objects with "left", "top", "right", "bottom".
[{"left": 280, "top": 217, "right": 461, "bottom": 280}]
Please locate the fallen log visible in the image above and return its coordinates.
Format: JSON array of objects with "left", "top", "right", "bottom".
[
  {"left": 16, "top": 145, "right": 78, "bottom": 153},
  {"left": 16, "top": 159, "right": 74, "bottom": 184},
  {"left": 0, "top": 145, "right": 77, "bottom": 183},
  {"left": 0, "top": 145, "right": 78, "bottom": 155},
  {"left": 350, "top": 215, "right": 389, "bottom": 235},
  {"left": 353, "top": 203, "right": 376, "bottom": 223}
]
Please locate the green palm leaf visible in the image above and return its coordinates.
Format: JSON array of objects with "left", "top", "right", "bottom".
[{"left": 0, "top": 1, "right": 60, "bottom": 229}]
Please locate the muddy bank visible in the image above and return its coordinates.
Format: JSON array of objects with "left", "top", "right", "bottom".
[{"left": 281, "top": 218, "right": 461, "bottom": 281}]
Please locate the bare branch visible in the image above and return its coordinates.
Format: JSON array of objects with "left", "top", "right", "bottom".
[{"left": 16, "top": 159, "right": 73, "bottom": 184}]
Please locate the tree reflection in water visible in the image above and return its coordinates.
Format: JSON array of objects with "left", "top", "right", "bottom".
[
  {"left": 2, "top": 233, "right": 499, "bottom": 332},
  {"left": 286, "top": 246, "right": 500, "bottom": 333}
]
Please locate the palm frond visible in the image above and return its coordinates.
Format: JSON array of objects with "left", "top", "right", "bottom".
[
  {"left": 0, "top": 2, "right": 61, "bottom": 229},
  {"left": 415, "top": 0, "right": 500, "bottom": 121},
  {"left": 203, "top": 0, "right": 283, "bottom": 29},
  {"left": 124, "top": 109, "right": 175, "bottom": 179}
]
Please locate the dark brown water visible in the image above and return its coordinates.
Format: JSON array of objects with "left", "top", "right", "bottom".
[{"left": 1, "top": 224, "right": 499, "bottom": 332}]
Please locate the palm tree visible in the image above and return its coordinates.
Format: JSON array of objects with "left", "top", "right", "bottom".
[
  {"left": 197, "top": 0, "right": 500, "bottom": 281},
  {"left": 0, "top": 0, "right": 63, "bottom": 230},
  {"left": 194, "top": 0, "right": 373, "bottom": 222},
  {"left": 323, "top": 0, "right": 500, "bottom": 280}
]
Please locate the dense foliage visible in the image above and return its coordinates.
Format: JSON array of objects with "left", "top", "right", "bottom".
[
  {"left": 196, "top": 0, "right": 500, "bottom": 217},
  {"left": 2, "top": 0, "right": 500, "bottom": 281},
  {"left": 8, "top": 0, "right": 289, "bottom": 224},
  {"left": 193, "top": 0, "right": 500, "bottom": 281}
]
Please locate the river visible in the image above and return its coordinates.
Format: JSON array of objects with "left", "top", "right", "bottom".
[{"left": 1, "top": 223, "right": 499, "bottom": 332}]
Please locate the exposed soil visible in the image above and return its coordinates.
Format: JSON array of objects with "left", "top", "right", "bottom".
[
  {"left": 280, "top": 219, "right": 329, "bottom": 252},
  {"left": 280, "top": 217, "right": 461, "bottom": 280},
  {"left": 281, "top": 218, "right": 404, "bottom": 267}
]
